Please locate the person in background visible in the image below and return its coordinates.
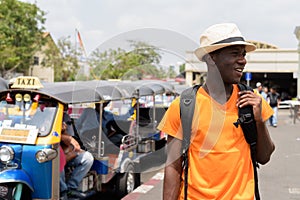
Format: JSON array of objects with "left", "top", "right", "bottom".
[
  {"left": 158, "top": 23, "right": 275, "bottom": 200},
  {"left": 255, "top": 82, "right": 263, "bottom": 94},
  {"left": 267, "top": 86, "right": 281, "bottom": 127},
  {"left": 60, "top": 112, "right": 94, "bottom": 200},
  {"left": 261, "top": 86, "right": 269, "bottom": 100}
]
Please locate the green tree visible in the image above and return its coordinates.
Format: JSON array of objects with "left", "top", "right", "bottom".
[
  {"left": 89, "top": 47, "right": 128, "bottom": 79},
  {"left": 89, "top": 40, "right": 164, "bottom": 80},
  {"left": 167, "top": 65, "right": 177, "bottom": 78},
  {"left": 42, "top": 36, "right": 80, "bottom": 81},
  {"left": 179, "top": 63, "right": 185, "bottom": 73},
  {"left": 0, "top": 0, "right": 46, "bottom": 78}
]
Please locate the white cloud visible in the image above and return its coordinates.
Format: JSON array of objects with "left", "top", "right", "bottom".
[{"left": 22, "top": 0, "right": 300, "bottom": 62}]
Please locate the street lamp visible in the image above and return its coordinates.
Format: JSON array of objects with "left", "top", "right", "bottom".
[{"left": 294, "top": 26, "right": 300, "bottom": 99}]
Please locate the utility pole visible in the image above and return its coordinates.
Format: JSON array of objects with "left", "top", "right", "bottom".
[{"left": 294, "top": 26, "right": 300, "bottom": 98}]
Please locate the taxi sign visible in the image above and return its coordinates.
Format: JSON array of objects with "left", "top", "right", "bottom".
[{"left": 10, "top": 76, "right": 43, "bottom": 89}]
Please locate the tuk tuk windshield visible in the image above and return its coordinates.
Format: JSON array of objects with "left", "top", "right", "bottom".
[{"left": 0, "top": 99, "right": 57, "bottom": 137}]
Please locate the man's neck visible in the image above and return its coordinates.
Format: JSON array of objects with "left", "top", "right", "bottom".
[{"left": 203, "top": 82, "right": 233, "bottom": 105}]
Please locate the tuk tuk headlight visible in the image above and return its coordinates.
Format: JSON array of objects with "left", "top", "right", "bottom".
[
  {"left": 35, "top": 148, "right": 58, "bottom": 163},
  {"left": 0, "top": 146, "right": 14, "bottom": 164}
]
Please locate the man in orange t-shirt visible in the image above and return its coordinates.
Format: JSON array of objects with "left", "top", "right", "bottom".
[{"left": 159, "top": 23, "right": 275, "bottom": 200}]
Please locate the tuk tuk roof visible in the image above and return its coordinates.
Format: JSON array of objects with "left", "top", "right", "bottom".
[
  {"left": 113, "top": 80, "right": 175, "bottom": 97},
  {"left": 40, "top": 81, "right": 103, "bottom": 104},
  {"left": 173, "top": 84, "right": 189, "bottom": 95},
  {"left": 0, "top": 78, "right": 176, "bottom": 104}
]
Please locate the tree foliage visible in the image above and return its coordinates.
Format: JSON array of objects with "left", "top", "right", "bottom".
[
  {"left": 0, "top": 0, "right": 46, "bottom": 78},
  {"left": 179, "top": 63, "right": 185, "bottom": 73},
  {"left": 42, "top": 36, "right": 80, "bottom": 82},
  {"left": 167, "top": 65, "right": 177, "bottom": 78},
  {"left": 89, "top": 41, "right": 166, "bottom": 80}
]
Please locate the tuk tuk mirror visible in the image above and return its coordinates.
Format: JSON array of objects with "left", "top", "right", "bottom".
[
  {"left": 33, "top": 94, "right": 40, "bottom": 102},
  {"left": 5, "top": 93, "right": 12, "bottom": 102}
]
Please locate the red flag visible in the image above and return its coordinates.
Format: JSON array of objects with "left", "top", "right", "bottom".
[
  {"left": 77, "top": 30, "right": 84, "bottom": 49},
  {"left": 76, "top": 29, "right": 87, "bottom": 57}
]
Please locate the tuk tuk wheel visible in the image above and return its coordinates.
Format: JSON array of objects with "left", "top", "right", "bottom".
[
  {"left": 0, "top": 183, "right": 31, "bottom": 200},
  {"left": 115, "top": 164, "right": 140, "bottom": 198}
]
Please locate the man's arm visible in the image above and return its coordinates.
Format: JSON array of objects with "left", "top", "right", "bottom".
[
  {"left": 237, "top": 90, "right": 275, "bottom": 164},
  {"left": 255, "top": 120, "right": 275, "bottom": 164},
  {"left": 163, "top": 135, "right": 183, "bottom": 200},
  {"left": 252, "top": 94, "right": 275, "bottom": 164},
  {"left": 277, "top": 94, "right": 281, "bottom": 107},
  {"left": 61, "top": 122, "right": 81, "bottom": 152}
]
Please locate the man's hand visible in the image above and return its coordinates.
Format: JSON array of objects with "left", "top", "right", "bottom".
[{"left": 237, "top": 90, "right": 263, "bottom": 122}]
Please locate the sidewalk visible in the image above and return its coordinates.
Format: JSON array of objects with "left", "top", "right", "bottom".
[
  {"left": 276, "top": 108, "right": 300, "bottom": 126},
  {"left": 122, "top": 171, "right": 164, "bottom": 200}
]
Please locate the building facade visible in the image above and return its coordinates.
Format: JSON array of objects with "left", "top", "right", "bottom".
[
  {"left": 30, "top": 32, "right": 56, "bottom": 83},
  {"left": 185, "top": 41, "right": 298, "bottom": 99}
]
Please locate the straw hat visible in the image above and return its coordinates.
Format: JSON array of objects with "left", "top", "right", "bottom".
[{"left": 194, "top": 23, "right": 256, "bottom": 61}]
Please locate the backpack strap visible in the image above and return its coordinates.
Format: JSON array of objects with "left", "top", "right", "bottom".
[
  {"left": 236, "top": 83, "right": 260, "bottom": 200},
  {"left": 234, "top": 83, "right": 257, "bottom": 145},
  {"left": 180, "top": 84, "right": 200, "bottom": 200},
  {"left": 180, "top": 85, "right": 200, "bottom": 152}
]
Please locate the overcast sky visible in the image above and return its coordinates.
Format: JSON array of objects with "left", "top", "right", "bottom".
[{"left": 25, "top": 0, "right": 300, "bottom": 65}]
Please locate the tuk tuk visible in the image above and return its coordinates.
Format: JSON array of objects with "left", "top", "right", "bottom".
[
  {"left": 0, "top": 77, "right": 175, "bottom": 199},
  {"left": 67, "top": 79, "right": 175, "bottom": 197},
  {"left": 0, "top": 76, "right": 74, "bottom": 200}
]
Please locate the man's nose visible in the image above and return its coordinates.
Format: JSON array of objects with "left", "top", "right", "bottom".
[{"left": 237, "top": 55, "right": 247, "bottom": 65}]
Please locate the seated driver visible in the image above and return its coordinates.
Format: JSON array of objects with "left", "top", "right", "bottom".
[{"left": 60, "top": 112, "right": 94, "bottom": 200}]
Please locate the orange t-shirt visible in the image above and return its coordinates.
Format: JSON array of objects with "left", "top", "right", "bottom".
[{"left": 158, "top": 85, "right": 273, "bottom": 200}]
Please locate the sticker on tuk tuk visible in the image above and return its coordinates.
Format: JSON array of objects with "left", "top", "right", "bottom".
[
  {"left": 52, "top": 131, "right": 59, "bottom": 137},
  {"left": 0, "top": 127, "right": 38, "bottom": 144},
  {"left": 10, "top": 76, "right": 43, "bottom": 89}
]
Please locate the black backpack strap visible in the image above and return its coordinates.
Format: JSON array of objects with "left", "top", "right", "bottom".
[
  {"left": 236, "top": 83, "right": 260, "bottom": 200},
  {"left": 234, "top": 83, "right": 257, "bottom": 145},
  {"left": 180, "top": 84, "right": 200, "bottom": 200}
]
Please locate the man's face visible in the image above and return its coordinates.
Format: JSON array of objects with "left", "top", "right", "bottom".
[
  {"left": 210, "top": 45, "right": 247, "bottom": 84},
  {"left": 270, "top": 88, "right": 276, "bottom": 93}
]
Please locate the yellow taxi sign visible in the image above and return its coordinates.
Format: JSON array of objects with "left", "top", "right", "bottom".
[{"left": 10, "top": 76, "right": 44, "bottom": 89}]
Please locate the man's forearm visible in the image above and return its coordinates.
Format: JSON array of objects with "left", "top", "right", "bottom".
[
  {"left": 163, "top": 160, "right": 182, "bottom": 200},
  {"left": 61, "top": 133, "right": 72, "bottom": 145},
  {"left": 255, "top": 121, "right": 275, "bottom": 164},
  {"left": 163, "top": 136, "right": 183, "bottom": 200}
]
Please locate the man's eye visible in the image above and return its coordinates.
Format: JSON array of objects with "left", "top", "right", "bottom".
[{"left": 232, "top": 51, "right": 246, "bottom": 57}]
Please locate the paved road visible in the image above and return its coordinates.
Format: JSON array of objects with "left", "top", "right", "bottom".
[
  {"left": 122, "top": 108, "right": 300, "bottom": 200},
  {"left": 259, "top": 109, "right": 300, "bottom": 199},
  {"left": 89, "top": 151, "right": 166, "bottom": 200}
]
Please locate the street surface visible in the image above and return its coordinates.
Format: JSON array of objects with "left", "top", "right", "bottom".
[
  {"left": 259, "top": 109, "right": 300, "bottom": 199},
  {"left": 90, "top": 108, "right": 300, "bottom": 200}
]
